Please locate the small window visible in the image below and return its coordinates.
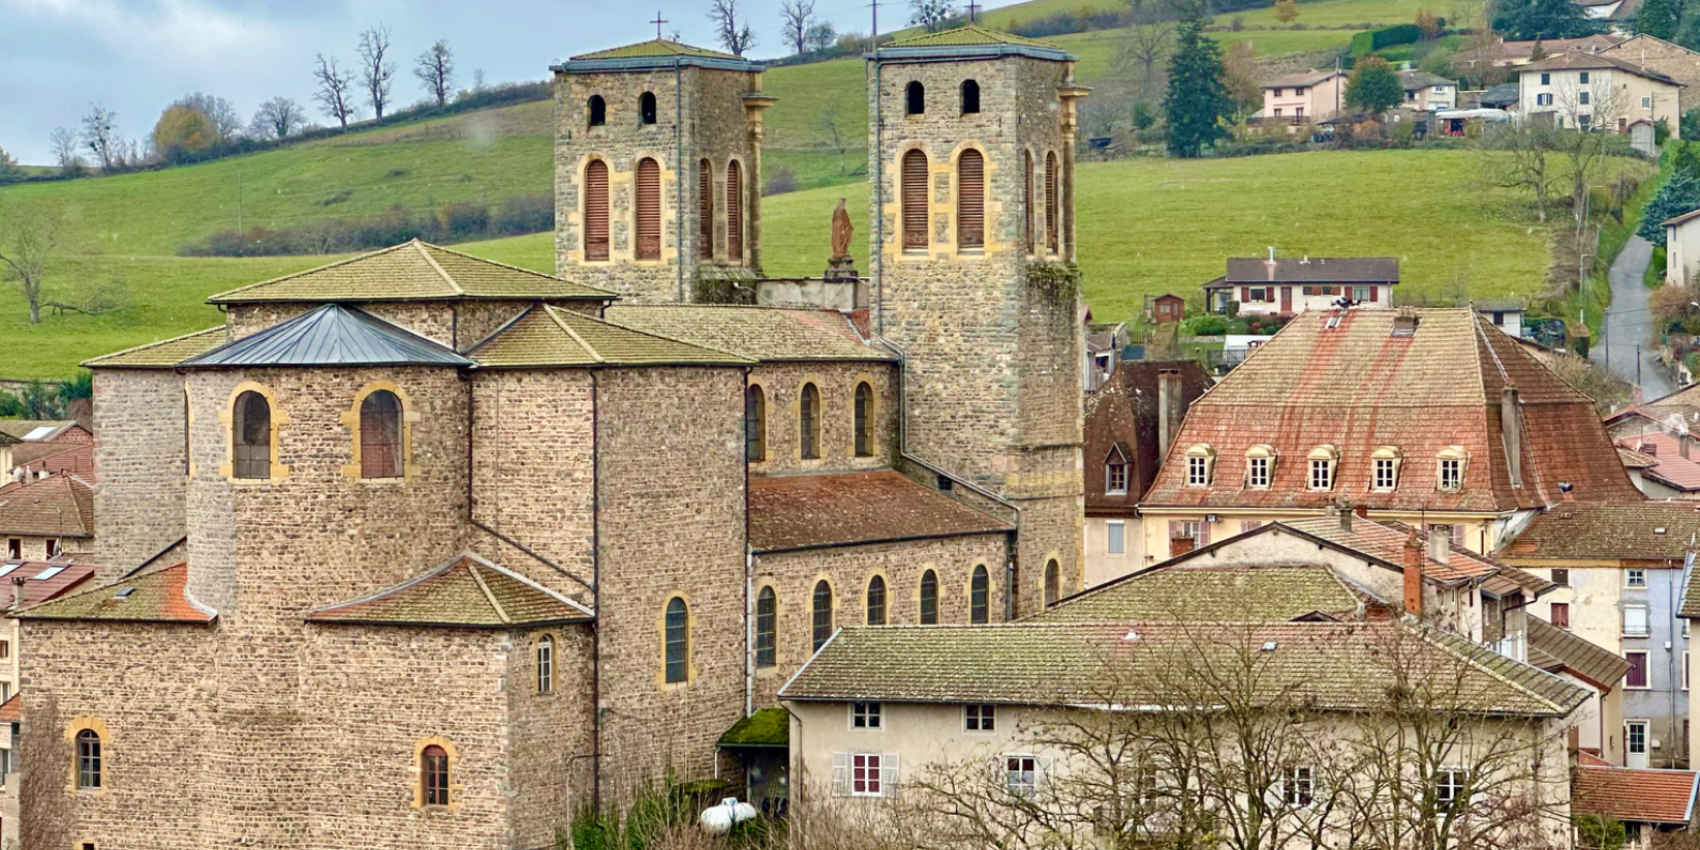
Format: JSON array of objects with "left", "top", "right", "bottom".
[
  {"left": 359, "top": 389, "right": 403, "bottom": 479},
  {"left": 1005, "top": 755, "right": 1040, "bottom": 796},
  {"left": 854, "top": 382, "right": 874, "bottom": 457},
  {"left": 1434, "top": 768, "right": 1466, "bottom": 809},
  {"left": 4, "top": 540, "right": 16, "bottom": 560},
  {"left": 1044, "top": 152, "right": 1059, "bottom": 253},
  {"left": 45, "top": 539, "right": 61, "bottom": 558},
  {"left": 813, "top": 580, "right": 834, "bottom": 651},
  {"left": 1044, "top": 559, "right": 1060, "bottom": 608},
  {"left": 1551, "top": 602, "right": 1570, "bottom": 630},
  {"left": 422, "top": 744, "right": 449, "bottom": 807},
  {"left": 756, "top": 587, "right": 777, "bottom": 668},
  {"left": 970, "top": 565, "right": 989, "bottom": 624},
  {"left": 1284, "top": 766, "right": 1314, "bottom": 807},
  {"left": 1105, "top": 446, "right": 1129, "bottom": 495},
  {"left": 961, "top": 79, "right": 980, "bottom": 114},
  {"left": 800, "top": 383, "right": 822, "bottom": 460},
  {"left": 965, "top": 704, "right": 996, "bottom": 732},
  {"left": 536, "top": 635, "right": 554, "bottom": 694},
  {"left": 1579, "top": 71, "right": 1589, "bottom": 84},
  {"left": 851, "top": 753, "right": 884, "bottom": 796},
  {"left": 1625, "top": 605, "right": 1650, "bottom": 637},
  {"left": 75, "top": 729, "right": 101, "bottom": 790},
  {"left": 906, "top": 81, "right": 925, "bottom": 115},
  {"left": 587, "top": 94, "right": 606, "bottom": 126},
  {"left": 1023, "top": 151, "right": 1035, "bottom": 254},
  {"left": 1643, "top": 96, "right": 1653, "bottom": 108},
  {"left": 866, "top": 575, "right": 887, "bottom": 625},
  {"left": 1245, "top": 445, "right": 1275, "bottom": 489},
  {"left": 1438, "top": 458, "right": 1462, "bottom": 491},
  {"left": 1307, "top": 445, "right": 1338, "bottom": 491},
  {"left": 745, "top": 385, "right": 766, "bottom": 462},
  {"left": 1540, "top": 73, "right": 1551, "bottom": 86},
  {"left": 1552, "top": 568, "right": 1570, "bottom": 587},
  {"left": 919, "top": 570, "right": 939, "bottom": 625},
  {"left": 1107, "top": 520, "right": 1125, "bottom": 555},
  {"left": 852, "top": 701, "right": 882, "bottom": 729},
  {"left": 1373, "top": 458, "right": 1397, "bottom": 491},
  {"left": 1185, "top": 444, "right": 1216, "bottom": 487},
  {"left": 232, "top": 389, "right": 274, "bottom": 480},
  {"left": 664, "top": 597, "right": 689, "bottom": 684},
  {"left": 584, "top": 159, "right": 610, "bottom": 260},
  {"left": 639, "top": 91, "right": 657, "bottom": 125},
  {"left": 1579, "top": 90, "right": 1590, "bottom": 105},
  {"left": 1627, "top": 568, "right": 1648, "bottom": 588},
  {"left": 635, "top": 157, "right": 662, "bottom": 260},
  {"left": 699, "top": 159, "right": 714, "bottom": 259},
  {"left": 0, "top": 640, "right": 10, "bottom": 659}
]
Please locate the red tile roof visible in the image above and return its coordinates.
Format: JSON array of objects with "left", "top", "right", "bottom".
[
  {"left": 1503, "top": 502, "right": 1700, "bottom": 562},
  {"left": 308, "top": 553, "right": 592, "bottom": 628},
  {"left": 15, "top": 563, "right": 215, "bottom": 623},
  {"left": 0, "top": 693, "right": 21, "bottom": 724},
  {"left": 1282, "top": 516, "right": 1548, "bottom": 595},
  {"left": 0, "top": 560, "right": 98, "bottom": 607},
  {"left": 1142, "top": 309, "right": 1642, "bottom": 512},
  {"left": 1573, "top": 766, "right": 1698, "bottom": 825},
  {"left": 749, "top": 471, "right": 1012, "bottom": 552},
  {"left": 0, "top": 473, "right": 94, "bottom": 538},
  {"left": 1618, "top": 433, "right": 1700, "bottom": 491},
  {"left": 8, "top": 442, "right": 95, "bottom": 481}
]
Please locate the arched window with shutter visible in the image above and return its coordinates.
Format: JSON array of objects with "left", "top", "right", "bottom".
[
  {"left": 957, "top": 149, "right": 984, "bottom": 250},
  {"left": 635, "top": 157, "right": 661, "bottom": 261},
  {"left": 536, "top": 635, "right": 554, "bottom": 694},
  {"left": 902, "top": 149, "right": 928, "bottom": 252},
  {"left": 756, "top": 587, "right": 777, "bottom": 668},
  {"left": 812, "top": 580, "right": 834, "bottom": 651},
  {"left": 698, "top": 159, "right": 714, "bottom": 259},
  {"left": 584, "top": 159, "right": 610, "bottom": 261},
  {"left": 1024, "top": 151, "right": 1035, "bottom": 254},
  {"left": 1044, "top": 559, "right": 1061, "bottom": 608},
  {"left": 639, "top": 91, "right": 657, "bottom": 125},
  {"left": 853, "top": 382, "right": 873, "bottom": 457},
  {"left": 587, "top": 95, "right": 606, "bottom": 127},
  {"left": 359, "top": 389, "right": 403, "bottom": 479},
  {"left": 745, "top": 384, "right": 766, "bottom": 462},
  {"left": 919, "top": 570, "right": 939, "bottom": 624},
  {"left": 1045, "top": 152, "right": 1059, "bottom": 254},
  {"left": 866, "top": 575, "right": 887, "bottom": 625},
  {"left": 727, "top": 160, "right": 744, "bottom": 263},
  {"left": 800, "top": 382, "right": 821, "bottom": 460},
  {"left": 970, "top": 565, "right": 989, "bottom": 624}
]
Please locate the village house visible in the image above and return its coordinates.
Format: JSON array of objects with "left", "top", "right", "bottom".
[
  {"left": 1257, "top": 69, "right": 1344, "bottom": 125},
  {"left": 1517, "top": 51, "right": 1682, "bottom": 134},
  {"left": 1666, "top": 208, "right": 1700, "bottom": 286},
  {"left": 1604, "top": 33, "right": 1700, "bottom": 112},
  {"left": 1572, "top": 757, "right": 1700, "bottom": 848},
  {"left": 0, "top": 473, "right": 93, "bottom": 561},
  {"left": 1203, "top": 255, "right": 1397, "bottom": 315},
  {"left": 1453, "top": 33, "right": 1629, "bottom": 77},
  {"left": 0, "top": 420, "right": 89, "bottom": 483},
  {"left": 1607, "top": 389, "right": 1700, "bottom": 499},
  {"left": 1476, "top": 298, "right": 1528, "bottom": 339},
  {"left": 1399, "top": 69, "right": 1459, "bottom": 111}
]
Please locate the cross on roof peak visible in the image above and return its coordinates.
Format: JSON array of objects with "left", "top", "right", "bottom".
[
  {"left": 651, "top": 11, "right": 669, "bottom": 40},
  {"left": 967, "top": 0, "right": 981, "bottom": 22}
]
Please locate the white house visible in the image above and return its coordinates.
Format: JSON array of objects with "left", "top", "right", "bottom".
[
  {"left": 1399, "top": 69, "right": 1458, "bottom": 111},
  {"left": 1258, "top": 69, "right": 1345, "bottom": 124},
  {"left": 1204, "top": 255, "right": 1398, "bottom": 316},
  {"left": 1666, "top": 208, "right": 1700, "bottom": 286},
  {"left": 1517, "top": 51, "right": 1683, "bottom": 135}
]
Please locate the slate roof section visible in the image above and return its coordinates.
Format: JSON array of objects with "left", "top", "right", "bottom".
[
  {"left": 207, "top": 240, "right": 614, "bottom": 304},
  {"left": 1027, "top": 564, "right": 1367, "bottom": 624},
  {"left": 82, "top": 326, "right": 232, "bottom": 369},
  {"left": 1224, "top": 257, "right": 1398, "bottom": 283},
  {"left": 603, "top": 304, "right": 894, "bottom": 362},
  {"left": 1141, "top": 309, "right": 1643, "bottom": 512},
  {"left": 0, "top": 474, "right": 94, "bottom": 538},
  {"left": 1526, "top": 617, "right": 1632, "bottom": 689},
  {"left": 308, "top": 553, "right": 593, "bottom": 628},
  {"left": 1398, "top": 69, "right": 1455, "bottom": 89},
  {"left": 470, "top": 305, "right": 752, "bottom": 368},
  {"left": 1573, "top": 766, "right": 1699, "bottom": 825},
  {"left": 780, "top": 619, "right": 1588, "bottom": 717},
  {"left": 748, "top": 471, "right": 1011, "bottom": 552},
  {"left": 181, "top": 304, "right": 474, "bottom": 369},
  {"left": 1501, "top": 502, "right": 1700, "bottom": 562},
  {"left": 15, "top": 563, "right": 216, "bottom": 624}
]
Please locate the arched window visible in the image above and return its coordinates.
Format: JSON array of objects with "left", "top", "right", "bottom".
[
  {"left": 233, "top": 390, "right": 272, "bottom": 480},
  {"left": 699, "top": 159, "right": 714, "bottom": 259},
  {"left": 1185, "top": 444, "right": 1217, "bottom": 488},
  {"left": 853, "top": 382, "right": 873, "bottom": 457},
  {"left": 957, "top": 149, "right": 984, "bottom": 250},
  {"left": 756, "top": 587, "right": 777, "bottom": 668},
  {"left": 906, "top": 81, "right": 925, "bottom": 115},
  {"left": 1045, "top": 152, "right": 1059, "bottom": 253},
  {"left": 76, "top": 729, "right": 101, "bottom": 789},
  {"left": 584, "top": 159, "right": 610, "bottom": 261},
  {"left": 1105, "top": 445, "right": 1129, "bottom": 495},
  {"left": 961, "top": 79, "right": 981, "bottom": 114},
  {"left": 866, "top": 575, "right": 887, "bottom": 625},
  {"left": 800, "top": 382, "right": 821, "bottom": 460},
  {"left": 920, "top": 570, "right": 939, "bottom": 625},
  {"left": 664, "top": 596, "right": 689, "bottom": 684},
  {"left": 1245, "top": 444, "right": 1277, "bottom": 489},
  {"left": 587, "top": 95, "right": 606, "bottom": 127},
  {"left": 635, "top": 157, "right": 661, "bottom": 260},
  {"left": 536, "top": 635, "right": 554, "bottom": 693},
  {"left": 1307, "top": 445, "right": 1340, "bottom": 492},
  {"left": 1372, "top": 446, "right": 1403, "bottom": 493},
  {"left": 639, "top": 91, "right": 658, "bottom": 125},
  {"left": 745, "top": 384, "right": 766, "bottom": 462},
  {"left": 902, "top": 149, "right": 929, "bottom": 251},
  {"left": 1023, "top": 151, "right": 1035, "bottom": 254},
  {"left": 421, "top": 744, "right": 450, "bottom": 806},
  {"left": 812, "top": 580, "right": 833, "bottom": 651},
  {"left": 727, "top": 160, "right": 744, "bottom": 263},
  {"left": 359, "top": 389, "right": 403, "bottom": 479},
  {"left": 970, "top": 565, "right": 989, "bottom": 624},
  {"left": 1044, "top": 559, "right": 1061, "bottom": 608}
]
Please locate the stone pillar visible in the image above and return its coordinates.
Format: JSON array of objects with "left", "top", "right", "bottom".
[{"left": 743, "top": 88, "right": 777, "bottom": 275}]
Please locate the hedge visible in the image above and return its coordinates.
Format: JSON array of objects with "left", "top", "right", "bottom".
[{"left": 1351, "top": 23, "right": 1425, "bottom": 57}]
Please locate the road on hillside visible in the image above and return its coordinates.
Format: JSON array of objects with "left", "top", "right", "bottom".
[{"left": 1591, "top": 234, "right": 1674, "bottom": 401}]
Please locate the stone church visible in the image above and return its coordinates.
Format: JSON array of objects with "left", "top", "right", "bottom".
[{"left": 17, "top": 25, "right": 1088, "bottom": 849}]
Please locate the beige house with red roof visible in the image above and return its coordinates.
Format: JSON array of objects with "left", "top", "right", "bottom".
[
  {"left": 1572, "top": 763, "right": 1699, "bottom": 845},
  {"left": 0, "top": 473, "right": 93, "bottom": 561},
  {"left": 1258, "top": 69, "right": 1344, "bottom": 124}
]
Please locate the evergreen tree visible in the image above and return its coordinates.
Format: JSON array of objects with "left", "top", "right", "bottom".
[
  {"left": 1638, "top": 0, "right": 1678, "bottom": 39},
  {"left": 1163, "top": 19, "right": 1234, "bottom": 158},
  {"left": 1346, "top": 56, "right": 1404, "bottom": 116},
  {"left": 1637, "top": 170, "right": 1700, "bottom": 246},
  {"left": 1676, "top": 0, "right": 1700, "bottom": 48},
  {"left": 1492, "top": 0, "right": 1601, "bottom": 39}
]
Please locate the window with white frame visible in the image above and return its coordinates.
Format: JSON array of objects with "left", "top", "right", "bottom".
[
  {"left": 1284, "top": 766, "right": 1314, "bottom": 807},
  {"left": 1178, "top": 521, "right": 1202, "bottom": 547},
  {"left": 1627, "top": 569, "right": 1647, "bottom": 588},
  {"left": 1627, "top": 720, "right": 1649, "bottom": 755},
  {"left": 1308, "top": 459, "right": 1333, "bottom": 491},
  {"left": 1537, "top": 92, "right": 1554, "bottom": 106},
  {"left": 1434, "top": 768, "right": 1467, "bottom": 809},
  {"left": 1685, "top": 651, "right": 1691, "bottom": 691},
  {"left": 852, "top": 753, "right": 886, "bottom": 796},
  {"left": 1372, "top": 452, "right": 1399, "bottom": 491},
  {"left": 1644, "top": 96, "right": 1653, "bottom": 108},
  {"left": 1437, "top": 446, "right": 1467, "bottom": 491},
  {"left": 965, "top": 704, "right": 996, "bottom": 732},
  {"left": 1005, "top": 755, "right": 1040, "bottom": 797},
  {"left": 1107, "top": 520, "right": 1125, "bottom": 555},
  {"left": 852, "top": 702, "right": 882, "bottom": 729},
  {"left": 1625, "top": 605, "right": 1650, "bottom": 637},
  {"left": 1186, "top": 444, "right": 1216, "bottom": 487},
  {"left": 1246, "top": 445, "right": 1275, "bottom": 489}
]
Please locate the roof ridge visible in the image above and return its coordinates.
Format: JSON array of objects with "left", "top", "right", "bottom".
[
  {"left": 82, "top": 325, "right": 229, "bottom": 367},
  {"left": 1412, "top": 619, "right": 1574, "bottom": 714},
  {"left": 585, "top": 307, "right": 760, "bottom": 362},
  {"left": 465, "top": 303, "right": 540, "bottom": 357},
  {"left": 308, "top": 555, "right": 462, "bottom": 618},
  {"left": 462, "top": 551, "right": 594, "bottom": 616},
  {"left": 545, "top": 306, "right": 606, "bottom": 363},
  {"left": 425, "top": 241, "right": 608, "bottom": 289},
  {"left": 412, "top": 239, "right": 465, "bottom": 296},
  {"left": 207, "top": 242, "right": 413, "bottom": 302},
  {"left": 466, "top": 560, "right": 512, "bottom": 624}
]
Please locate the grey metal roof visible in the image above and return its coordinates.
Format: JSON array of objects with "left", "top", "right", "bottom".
[{"left": 180, "top": 304, "right": 474, "bottom": 369}]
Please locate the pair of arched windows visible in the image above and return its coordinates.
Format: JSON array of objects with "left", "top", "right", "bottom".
[
  {"left": 1022, "top": 150, "right": 1061, "bottom": 255},
  {"left": 903, "top": 80, "right": 979, "bottom": 116},
  {"left": 230, "top": 387, "right": 403, "bottom": 481},
  {"left": 583, "top": 158, "right": 743, "bottom": 264},
  {"left": 586, "top": 92, "right": 657, "bottom": 127},
  {"left": 745, "top": 382, "right": 874, "bottom": 462},
  {"left": 901, "top": 149, "right": 984, "bottom": 252},
  {"left": 696, "top": 158, "right": 743, "bottom": 261}
]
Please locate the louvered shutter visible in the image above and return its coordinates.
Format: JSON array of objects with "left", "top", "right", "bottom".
[
  {"left": 635, "top": 158, "right": 661, "bottom": 260},
  {"left": 957, "top": 149, "right": 984, "bottom": 249},
  {"left": 584, "top": 159, "right": 609, "bottom": 261},
  {"left": 902, "top": 149, "right": 929, "bottom": 250},
  {"left": 882, "top": 753, "right": 900, "bottom": 798},
  {"left": 698, "top": 159, "right": 714, "bottom": 259},
  {"left": 1045, "top": 152, "right": 1059, "bottom": 253},
  {"left": 1199, "top": 520, "right": 1211, "bottom": 547},
  {"left": 831, "top": 753, "right": 849, "bottom": 797},
  {"left": 1023, "top": 152, "right": 1035, "bottom": 253},
  {"left": 727, "top": 160, "right": 744, "bottom": 263}
]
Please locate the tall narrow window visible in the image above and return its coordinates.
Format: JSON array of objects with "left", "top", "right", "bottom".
[
  {"left": 866, "top": 575, "right": 887, "bottom": 625},
  {"left": 800, "top": 382, "right": 821, "bottom": 460},
  {"left": 75, "top": 729, "right": 101, "bottom": 789},
  {"left": 639, "top": 91, "right": 657, "bottom": 125},
  {"left": 727, "top": 160, "right": 744, "bottom": 263},
  {"left": 584, "top": 159, "right": 610, "bottom": 261},
  {"left": 635, "top": 157, "right": 661, "bottom": 261},
  {"left": 813, "top": 580, "right": 833, "bottom": 651},
  {"left": 1023, "top": 151, "right": 1035, "bottom": 254},
  {"left": 1044, "top": 560, "right": 1060, "bottom": 608},
  {"left": 233, "top": 390, "right": 272, "bottom": 480},
  {"left": 906, "top": 81, "right": 925, "bottom": 115},
  {"left": 745, "top": 385, "right": 766, "bottom": 462},
  {"left": 698, "top": 159, "right": 714, "bottom": 259},
  {"left": 536, "top": 635, "right": 554, "bottom": 694},
  {"left": 665, "top": 597, "right": 689, "bottom": 684},
  {"left": 919, "top": 570, "right": 939, "bottom": 624},
  {"left": 1044, "top": 152, "right": 1059, "bottom": 253},
  {"left": 902, "top": 149, "right": 929, "bottom": 251},
  {"left": 422, "top": 745, "right": 449, "bottom": 807},
  {"left": 359, "top": 389, "right": 403, "bottom": 479},
  {"left": 853, "top": 382, "right": 873, "bottom": 457},
  {"left": 756, "top": 587, "right": 777, "bottom": 668},
  {"left": 957, "top": 149, "right": 984, "bottom": 250},
  {"left": 970, "top": 565, "right": 989, "bottom": 624},
  {"left": 587, "top": 95, "right": 606, "bottom": 127},
  {"left": 961, "top": 79, "right": 980, "bottom": 114}
]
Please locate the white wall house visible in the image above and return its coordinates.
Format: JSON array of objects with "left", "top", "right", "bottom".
[
  {"left": 1667, "top": 208, "right": 1700, "bottom": 286},
  {"left": 1204, "top": 256, "right": 1399, "bottom": 316},
  {"left": 1517, "top": 52, "right": 1682, "bottom": 136},
  {"left": 1259, "top": 70, "right": 1345, "bottom": 124},
  {"left": 1399, "top": 70, "right": 1458, "bottom": 111}
]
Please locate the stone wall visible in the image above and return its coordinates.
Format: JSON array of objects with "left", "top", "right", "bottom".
[
  {"left": 1607, "top": 35, "right": 1700, "bottom": 113},
  {"left": 91, "top": 369, "right": 188, "bottom": 576},
  {"left": 746, "top": 362, "right": 898, "bottom": 475},
  {"left": 508, "top": 625, "right": 596, "bottom": 847}
]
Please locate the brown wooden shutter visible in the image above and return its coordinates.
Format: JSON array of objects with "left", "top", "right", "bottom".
[
  {"left": 957, "top": 149, "right": 984, "bottom": 250},
  {"left": 698, "top": 159, "right": 714, "bottom": 259},
  {"left": 635, "top": 157, "right": 661, "bottom": 260},
  {"left": 584, "top": 159, "right": 609, "bottom": 261},
  {"left": 1045, "top": 152, "right": 1059, "bottom": 253},
  {"left": 1023, "top": 152, "right": 1034, "bottom": 254},
  {"left": 727, "top": 160, "right": 743, "bottom": 263},
  {"left": 902, "top": 149, "right": 928, "bottom": 251}
]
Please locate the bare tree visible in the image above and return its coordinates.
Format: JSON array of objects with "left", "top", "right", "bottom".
[
  {"left": 0, "top": 201, "right": 62, "bottom": 324},
  {"left": 1116, "top": 0, "right": 1176, "bottom": 104},
  {"left": 817, "top": 102, "right": 856, "bottom": 176},
  {"left": 910, "top": 0, "right": 959, "bottom": 32},
  {"left": 173, "top": 92, "right": 242, "bottom": 140},
  {"left": 709, "top": 0, "right": 757, "bottom": 56},
  {"left": 1546, "top": 77, "right": 1629, "bottom": 235},
  {"left": 78, "top": 103, "right": 120, "bottom": 171},
  {"left": 249, "top": 97, "right": 307, "bottom": 140},
  {"left": 19, "top": 695, "right": 76, "bottom": 850},
  {"left": 47, "top": 127, "right": 83, "bottom": 173},
  {"left": 1482, "top": 123, "right": 1559, "bottom": 222},
  {"left": 358, "top": 25, "right": 397, "bottom": 120},
  {"left": 414, "top": 39, "right": 455, "bottom": 107},
  {"left": 782, "top": 0, "right": 818, "bottom": 55},
  {"left": 313, "top": 54, "right": 359, "bottom": 130}
]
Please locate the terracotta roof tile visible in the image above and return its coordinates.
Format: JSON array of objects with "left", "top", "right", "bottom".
[
  {"left": 207, "top": 240, "right": 614, "bottom": 304},
  {"left": 1618, "top": 433, "right": 1700, "bottom": 490},
  {"left": 0, "top": 474, "right": 93, "bottom": 538},
  {"left": 470, "top": 305, "right": 752, "bottom": 367},
  {"left": 1504, "top": 502, "right": 1700, "bottom": 562},
  {"left": 81, "top": 326, "right": 231, "bottom": 369},
  {"left": 15, "top": 563, "right": 215, "bottom": 623},
  {"left": 1573, "top": 766, "right": 1698, "bottom": 824},
  {"left": 1027, "top": 564, "right": 1366, "bottom": 624},
  {"left": 8, "top": 442, "right": 95, "bottom": 481},
  {"left": 0, "top": 693, "right": 20, "bottom": 724},
  {"left": 1619, "top": 446, "right": 1661, "bottom": 469},
  {"left": 1285, "top": 516, "right": 1549, "bottom": 594},
  {"left": 0, "top": 422, "right": 79, "bottom": 442},
  {"left": 748, "top": 471, "right": 1010, "bottom": 552},
  {"left": 604, "top": 304, "right": 893, "bottom": 362},
  {"left": 1521, "top": 51, "right": 1680, "bottom": 85},
  {"left": 0, "top": 560, "right": 98, "bottom": 608},
  {"left": 308, "top": 553, "right": 592, "bottom": 628}
]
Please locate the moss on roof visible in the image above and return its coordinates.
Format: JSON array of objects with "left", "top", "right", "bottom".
[
  {"left": 603, "top": 304, "right": 892, "bottom": 362},
  {"left": 308, "top": 553, "right": 592, "bottom": 628},
  {"left": 1028, "top": 564, "right": 1365, "bottom": 624},
  {"left": 718, "top": 707, "right": 789, "bottom": 747},
  {"left": 471, "top": 305, "right": 753, "bottom": 368},
  {"left": 208, "top": 240, "right": 615, "bottom": 304},
  {"left": 886, "top": 24, "right": 1059, "bottom": 49},
  {"left": 17, "top": 563, "right": 216, "bottom": 624},
  {"left": 83, "top": 326, "right": 231, "bottom": 369},
  {"left": 571, "top": 39, "right": 744, "bottom": 61}
]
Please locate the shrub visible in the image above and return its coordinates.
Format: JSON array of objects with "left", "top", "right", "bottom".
[
  {"left": 1351, "top": 23, "right": 1423, "bottom": 57},
  {"left": 1185, "top": 316, "right": 1228, "bottom": 335},
  {"left": 495, "top": 194, "right": 554, "bottom": 236},
  {"left": 437, "top": 200, "right": 491, "bottom": 240},
  {"left": 182, "top": 194, "right": 558, "bottom": 257},
  {"left": 765, "top": 167, "right": 798, "bottom": 195}
]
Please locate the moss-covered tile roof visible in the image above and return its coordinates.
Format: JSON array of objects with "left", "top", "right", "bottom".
[
  {"left": 886, "top": 24, "right": 1060, "bottom": 49},
  {"left": 571, "top": 39, "right": 743, "bottom": 61},
  {"left": 16, "top": 563, "right": 217, "bottom": 624},
  {"left": 1503, "top": 502, "right": 1700, "bottom": 562},
  {"left": 470, "top": 305, "right": 753, "bottom": 368},
  {"left": 1526, "top": 617, "right": 1632, "bottom": 689},
  {"left": 603, "top": 304, "right": 893, "bottom": 362},
  {"left": 207, "top": 240, "right": 615, "bottom": 304},
  {"left": 0, "top": 474, "right": 95, "bottom": 538},
  {"left": 308, "top": 553, "right": 593, "bottom": 628},
  {"left": 1028, "top": 564, "right": 1366, "bottom": 624},
  {"left": 750, "top": 471, "right": 1011, "bottom": 551},
  {"left": 82, "top": 326, "right": 232, "bottom": 369},
  {"left": 718, "top": 707, "right": 790, "bottom": 748}
]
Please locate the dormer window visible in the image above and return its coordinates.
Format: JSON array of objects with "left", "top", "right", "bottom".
[
  {"left": 1437, "top": 446, "right": 1468, "bottom": 492},
  {"left": 1105, "top": 446, "right": 1129, "bottom": 495},
  {"left": 1307, "top": 445, "right": 1339, "bottom": 491},
  {"left": 1371, "top": 446, "right": 1402, "bottom": 492},
  {"left": 1185, "top": 444, "right": 1217, "bottom": 487},
  {"left": 1245, "top": 444, "right": 1276, "bottom": 489}
]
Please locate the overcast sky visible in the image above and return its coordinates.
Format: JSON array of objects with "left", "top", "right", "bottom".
[{"left": 0, "top": 0, "right": 1024, "bottom": 164}]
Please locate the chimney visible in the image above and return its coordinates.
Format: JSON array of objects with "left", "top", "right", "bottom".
[
  {"left": 10, "top": 576, "right": 23, "bottom": 612},
  {"left": 1158, "top": 369, "right": 1181, "bottom": 458},
  {"left": 1502, "top": 386, "right": 1523, "bottom": 489},
  {"left": 1428, "top": 526, "right": 1450, "bottom": 564},
  {"left": 1683, "top": 436, "right": 1692, "bottom": 460},
  {"left": 1403, "top": 531, "right": 1425, "bottom": 617},
  {"left": 1355, "top": 504, "right": 1369, "bottom": 518},
  {"left": 1338, "top": 498, "right": 1353, "bottom": 532}
]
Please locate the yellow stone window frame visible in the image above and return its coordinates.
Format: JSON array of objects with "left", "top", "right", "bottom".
[
  {"left": 412, "top": 735, "right": 462, "bottom": 811},
  {"left": 656, "top": 592, "right": 698, "bottom": 691},
  {"left": 340, "top": 380, "right": 420, "bottom": 482},
  {"left": 218, "top": 381, "right": 290, "bottom": 484},
  {"left": 65, "top": 716, "right": 110, "bottom": 794}
]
